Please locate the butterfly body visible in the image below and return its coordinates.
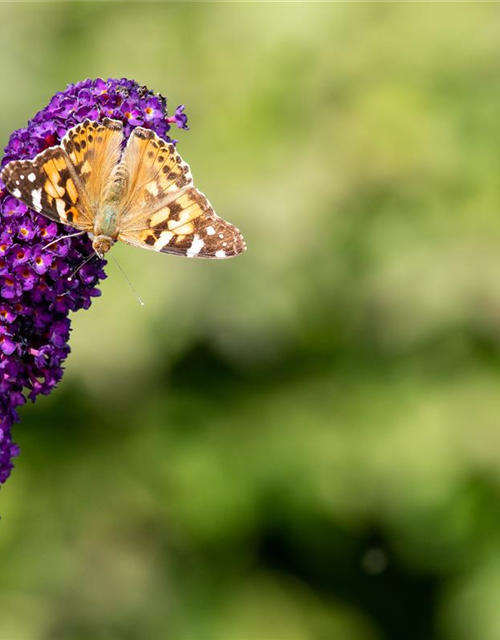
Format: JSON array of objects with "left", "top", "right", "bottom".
[
  {"left": 1, "top": 118, "right": 246, "bottom": 260},
  {"left": 98, "top": 205, "right": 119, "bottom": 236},
  {"left": 91, "top": 234, "right": 115, "bottom": 259}
]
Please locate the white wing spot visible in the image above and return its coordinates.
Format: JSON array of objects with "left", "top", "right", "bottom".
[
  {"left": 32, "top": 188, "right": 42, "bottom": 212},
  {"left": 215, "top": 250, "right": 226, "bottom": 258},
  {"left": 13, "top": 188, "right": 21, "bottom": 199},
  {"left": 15, "top": 180, "right": 19, "bottom": 185},
  {"left": 20, "top": 175, "right": 24, "bottom": 180},
  {"left": 206, "top": 226, "right": 216, "bottom": 236},
  {"left": 187, "top": 235, "right": 205, "bottom": 257},
  {"left": 146, "top": 182, "right": 159, "bottom": 197},
  {"left": 154, "top": 230, "right": 174, "bottom": 250},
  {"left": 218, "top": 233, "right": 224, "bottom": 239},
  {"left": 56, "top": 198, "right": 67, "bottom": 220},
  {"left": 28, "top": 173, "right": 36, "bottom": 182},
  {"left": 222, "top": 242, "right": 227, "bottom": 247}
]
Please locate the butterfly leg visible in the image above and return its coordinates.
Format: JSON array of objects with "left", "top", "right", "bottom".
[{"left": 43, "top": 230, "right": 87, "bottom": 251}]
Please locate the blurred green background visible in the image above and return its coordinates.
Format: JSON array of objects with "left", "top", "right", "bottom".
[{"left": 2, "top": 2, "right": 500, "bottom": 639}]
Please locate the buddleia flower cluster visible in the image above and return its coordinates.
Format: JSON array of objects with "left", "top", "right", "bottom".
[{"left": 0, "top": 78, "right": 188, "bottom": 486}]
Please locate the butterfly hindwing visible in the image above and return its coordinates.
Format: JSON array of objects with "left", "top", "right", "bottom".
[
  {"left": 115, "top": 128, "right": 246, "bottom": 258},
  {"left": 0, "top": 146, "right": 93, "bottom": 230},
  {"left": 118, "top": 186, "right": 246, "bottom": 258}
]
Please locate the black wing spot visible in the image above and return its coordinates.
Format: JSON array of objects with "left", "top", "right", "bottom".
[{"left": 168, "top": 202, "right": 182, "bottom": 219}]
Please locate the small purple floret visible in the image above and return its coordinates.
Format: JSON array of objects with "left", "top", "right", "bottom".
[
  {"left": 0, "top": 78, "right": 188, "bottom": 487},
  {"left": 167, "top": 105, "right": 189, "bottom": 131}
]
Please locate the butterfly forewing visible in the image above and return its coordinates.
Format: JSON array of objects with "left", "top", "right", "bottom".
[
  {"left": 62, "top": 118, "right": 124, "bottom": 212},
  {"left": 115, "top": 126, "right": 193, "bottom": 223}
]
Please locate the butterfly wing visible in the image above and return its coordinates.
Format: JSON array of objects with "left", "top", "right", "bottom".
[
  {"left": 61, "top": 118, "right": 124, "bottom": 212},
  {"left": 0, "top": 118, "right": 124, "bottom": 233},
  {"left": 1, "top": 146, "right": 93, "bottom": 231},
  {"left": 115, "top": 127, "right": 246, "bottom": 259}
]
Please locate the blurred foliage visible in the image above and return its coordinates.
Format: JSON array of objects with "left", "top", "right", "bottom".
[{"left": 2, "top": 2, "right": 500, "bottom": 639}]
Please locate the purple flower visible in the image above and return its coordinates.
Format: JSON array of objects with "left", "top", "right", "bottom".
[
  {"left": 143, "top": 96, "right": 164, "bottom": 122},
  {"left": 9, "top": 244, "right": 30, "bottom": 265},
  {"left": 1, "top": 274, "right": 22, "bottom": 299},
  {"left": 0, "top": 326, "right": 17, "bottom": 355},
  {"left": 0, "top": 303, "right": 17, "bottom": 323},
  {"left": 17, "top": 218, "right": 37, "bottom": 242},
  {"left": 167, "top": 105, "right": 189, "bottom": 131},
  {"left": 32, "top": 248, "right": 53, "bottom": 275},
  {"left": 14, "top": 264, "right": 37, "bottom": 291},
  {"left": 0, "top": 235, "right": 12, "bottom": 256},
  {"left": 0, "top": 77, "right": 188, "bottom": 487},
  {"left": 120, "top": 100, "right": 144, "bottom": 126},
  {"left": 2, "top": 197, "right": 27, "bottom": 219}
]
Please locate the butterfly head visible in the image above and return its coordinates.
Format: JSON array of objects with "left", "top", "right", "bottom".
[{"left": 92, "top": 235, "right": 114, "bottom": 259}]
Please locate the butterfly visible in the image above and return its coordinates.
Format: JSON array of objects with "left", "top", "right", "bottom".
[{"left": 0, "top": 118, "right": 246, "bottom": 260}]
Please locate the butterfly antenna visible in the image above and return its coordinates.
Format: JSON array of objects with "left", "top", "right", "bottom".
[
  {"left": 67, "top": 252, "right": 96, "bottom": 282},
  {"left": 44, "top": 230, "right": 86, "bottom": 251},
  {"left": 110, "top": 253, "right": 145, "bottom": 306}
]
